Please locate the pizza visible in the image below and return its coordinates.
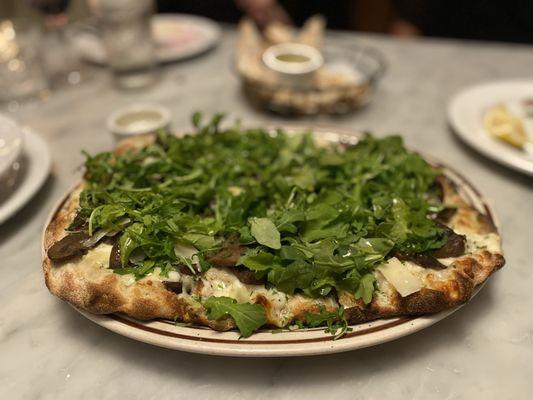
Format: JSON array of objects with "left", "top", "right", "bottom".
[{"left": 42, "top": 115, "right": 505, "bottom": 338}]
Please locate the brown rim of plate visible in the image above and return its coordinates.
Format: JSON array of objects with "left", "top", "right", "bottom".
[{"left": 109, "top": 313, "right": 413, "bottom": 345}]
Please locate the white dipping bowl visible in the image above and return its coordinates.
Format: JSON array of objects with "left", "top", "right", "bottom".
[
  {"left": 107, "top": 103, "right": 171, "bottom": 141},
  {"left": 0, "top": 114, "right": 24, "bottom": 197},
  {"left": 262, "top": 43, "right": 324, "bottom": 86}
]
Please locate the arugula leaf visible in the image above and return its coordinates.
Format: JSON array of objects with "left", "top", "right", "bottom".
[
  {"left": 249, "top": 217, "right": 281, "bottom": 249},
  {"left": 354, "top": 273, "right": 376, "bottom": 304},
  {"left": 191, "top": 111, "right": 202, "bottom": 128},
  {"left": 203, "top": 296, "right": 267, "bottom": 338},
  {"left": 305, "top": 306, "right": 352, "bottom": 339},
  {"left": 238, "top": 249, "right": 278, "bottom": 271},
  {"left": 267, "top": 261, "right": 315, "bottom": 294}
]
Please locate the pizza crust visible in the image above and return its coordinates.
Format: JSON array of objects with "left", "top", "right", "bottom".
[{"left": 42, "top": 134, "right": 505, "bottom": 331}]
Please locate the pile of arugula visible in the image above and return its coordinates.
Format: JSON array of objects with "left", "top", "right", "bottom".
[{"left": 75, "top": 113, "right": 446, "bottom": 337}]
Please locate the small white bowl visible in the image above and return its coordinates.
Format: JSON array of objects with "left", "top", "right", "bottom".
[
  {"left": 0, "top": 114, "right": 24, "bottom": 198},
  {"left": 107, "top": 103, "right": 171, "bottom": 141},
  {"left": 262, "top": 43, "right": 324, "bottom": 86}
]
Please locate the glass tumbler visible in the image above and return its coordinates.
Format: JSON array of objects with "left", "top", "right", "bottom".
[
  {"left": 0, "top": 19, "right": 49, "bottom": 102},
  {"left": 94, "top": 0, "right": 157, "bottom": 90}
]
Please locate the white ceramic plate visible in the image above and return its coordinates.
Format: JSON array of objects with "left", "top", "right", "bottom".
[
  {"left": 448, "top": 80, "right": 533, "bottom": 176},
  {"left": 0, "top": 126, "right": 51, "bottom": 224},
  {"left": 44, "top": 127, "right": 497, "bottom": 357},
  {"left": 71, "top": 14, "right": 221, "bottom": 65},
  {"left": 0, "top": 114, "right": 24, "bottom": 194}
]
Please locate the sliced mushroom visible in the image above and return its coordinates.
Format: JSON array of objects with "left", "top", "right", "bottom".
[
  {"left": 432, "top": 231, "right": 466, "bottom": 258},
  {"left": 394, "top": 252, "right": 447, "bottom": 270},
  {"left": 67, "top": 212, "right": 87, "bottom": 231},
  {"left": 48, "top": 232, "right": 91, "bottom": 262},
  {"left": 230, "top": 266, "right": 265, "bottom": 285},
  {"left": 206, "top": 240, "right": 243, "bottom": 268},
  {"left": 434, "top": 207, "right": 457, "bottom": 223},
  {"left": 109, "top": 240, "right": 122, "bottom": 269}
]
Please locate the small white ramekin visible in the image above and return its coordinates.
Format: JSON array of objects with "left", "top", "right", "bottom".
[
  {"left": 262, "top": 43, "right": 324, "bottom": 86},
  {"left": 106, "top": 103, "right": 171, "bottom": 141}
]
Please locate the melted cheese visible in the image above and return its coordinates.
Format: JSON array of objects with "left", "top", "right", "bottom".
[
  {"left": 62, "top": 243, "right": 112, "bottom": 279},
  {"left": 466, "top": 233, "right": 501, "bottom": 253},
  {"left": 200, "top": 267, "right": 257, "bottom": 303},
  {"left": 377, "top": 257, "right": 424, "bottom": 297},
  {"left": 82, "top": 243, "right": 112, "bottom": 268}
]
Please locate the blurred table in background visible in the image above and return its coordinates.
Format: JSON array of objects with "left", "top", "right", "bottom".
[{"left": 1, "top": 27, "right": 532, "bottom": 399}]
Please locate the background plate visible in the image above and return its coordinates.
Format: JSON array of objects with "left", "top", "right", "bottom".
[
  {"left": 0, "top": 127, "right": 51, "bottom": 224},
  {"left": 44, "top": 127, "right": 497, "bottom": 357},
  {"left": 448, "top": 80, "right": 533, "bottom": 176},
  {"left": 72, "top": 14, "right": 221, "bottom": 65}
]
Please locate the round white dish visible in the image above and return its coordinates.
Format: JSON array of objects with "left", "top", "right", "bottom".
[
  {"left": 448, "top": 80, "right": 533, "bottom": 176},
  {"left": 262, "top": 43, "right": 324, "bottom": 87},
  {"left": 71, "top": 14, "right": 221, "bottom": 65},
  {"left": 0, "top": 126, "right": 51, "bottom": 224},
  {"left": 107, "top": 103, "right": 171, "bottom": 141},
  {"left": 0, "top": 114, "right": 24, "bottom": 194},
  {"left": 42, "top": 126, "right": 499, "bottom": 356}
]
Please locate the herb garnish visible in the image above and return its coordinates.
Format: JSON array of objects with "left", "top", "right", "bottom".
[
  {"left": 204, "top": 296, "right": 267, "bottom": 338},
  {"left": 304, "top": 306, "right": 352, "bottom": 339}
]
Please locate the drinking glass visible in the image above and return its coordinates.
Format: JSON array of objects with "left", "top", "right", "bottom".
[
  {"left": 92, "top": 0, "right": 157, "bottom": 90},
  {"left": 0, "top": 19, "right": 49, "bottom": 102},
  {"left": 29, "top": 0, "right": 87, "bottom": 87}
]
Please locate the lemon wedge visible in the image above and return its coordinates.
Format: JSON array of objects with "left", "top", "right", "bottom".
[{"left": 484, "top": 104, "right": 527, "bottom": 148}]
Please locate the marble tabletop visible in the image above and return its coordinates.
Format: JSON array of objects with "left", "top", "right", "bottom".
[{"left": 1, "top": 28, "right": 532, "bottom": 400}]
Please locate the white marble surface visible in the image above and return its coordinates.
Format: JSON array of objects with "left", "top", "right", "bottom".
[{"left": 1, "top": 28, "right": 532, "bottom": 400}]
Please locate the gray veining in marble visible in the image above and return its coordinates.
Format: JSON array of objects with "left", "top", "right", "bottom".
[{"left": 0, "top": 27, "right": 532, "bottom": 400}]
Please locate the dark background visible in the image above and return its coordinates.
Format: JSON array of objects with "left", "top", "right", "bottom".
[{"left": 157, "top": 0, "right": 533, "bottom": 44}]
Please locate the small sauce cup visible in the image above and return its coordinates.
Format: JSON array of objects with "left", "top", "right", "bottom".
[
  {"left": 262, "top": 43, "right": 324, "bottom": 87},
  {"left": 107, "top": 103, "right": 171, "bottom": 141}
]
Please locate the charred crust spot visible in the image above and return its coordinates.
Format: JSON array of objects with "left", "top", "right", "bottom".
[
  {"left": 164, "top": 281, "right": 183, "bottom": 294},
  {"left": 173, "top": 297, "right": 235, "bottom": 331},
  {"left": 85, "top": 283, "right": 125, "bottom": 313},
  {"left": 345, "top": 306, "right": 381, "bottom": 324},
  {"left": 459, "top": 258, "right": 475, "bottom": 279},
  {"left": 344, "top": 306, "right": 367, "bottom": 324},
  {"left": 402, "top": 289, "right": 449, "bottom": 314},
  {"left": 445, "top": 271, "right": 474, "bottom": 303},
  {"left": 253, "top": 294, "right": 270, "bottom": 308},
  {"left": 491, "top": 253, "right": 505, "bottom": 271}
]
